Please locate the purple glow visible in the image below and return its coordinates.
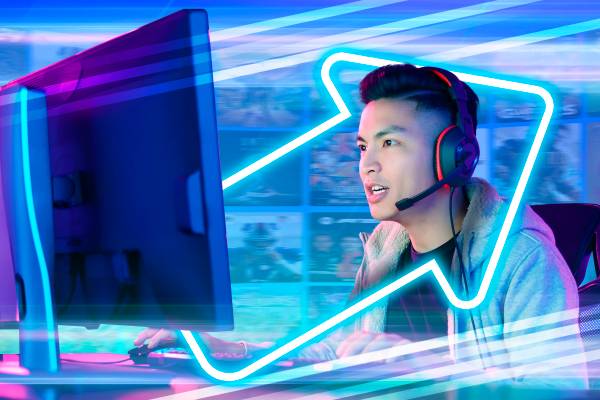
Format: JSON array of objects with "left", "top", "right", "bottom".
[{"left": 0, "top": 134, "right": 18, "bottom": 322}]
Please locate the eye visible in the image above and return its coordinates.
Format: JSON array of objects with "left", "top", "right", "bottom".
[
  {"left": 357, "top": 144, "right": 367, "bottom": 152},
  {"left": 383, "top": 139, "right": 398, "bottom": 147}
]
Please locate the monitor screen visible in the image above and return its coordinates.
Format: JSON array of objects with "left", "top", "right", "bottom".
[{"left": 0, "top": 9, "right": 234, "bottom": 331}]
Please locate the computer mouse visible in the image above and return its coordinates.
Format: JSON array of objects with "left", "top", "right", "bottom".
[
  {"left": 128, "top": 341, "right": 184, "bottom": 364},
  {"left": 128, "top": 344, "right": 154, "bottom": 364}
]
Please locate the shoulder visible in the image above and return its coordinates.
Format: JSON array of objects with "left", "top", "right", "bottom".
[
  {"left": 508, "top": 205, "right": 566, "bottom": 278},
  {"left": 500, "top": 220, "right": 577, "bottom": 306}
]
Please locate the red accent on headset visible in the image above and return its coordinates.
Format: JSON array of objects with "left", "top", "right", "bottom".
[
  {"left": 430, "top": 69, "right": 452, "bottom": 87},
  {"left": 435, "top": 125, "right": 457, "bottom": 181}
]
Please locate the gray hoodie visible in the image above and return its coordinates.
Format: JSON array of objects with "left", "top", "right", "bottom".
[{"left": 301, "top": 178, "right": 588, "bottom": 388}]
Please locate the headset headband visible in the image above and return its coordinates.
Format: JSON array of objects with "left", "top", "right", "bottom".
[{"left": 418, "top": 67, "right": 475, "bottom": 139}]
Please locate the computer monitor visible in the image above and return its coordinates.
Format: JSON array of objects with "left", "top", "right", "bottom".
[{"left": 0, "top": 9, "right": 233, "bottom": 336}]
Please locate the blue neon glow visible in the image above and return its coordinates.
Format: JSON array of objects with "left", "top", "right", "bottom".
[
  {"left": 210, "top": 0, "right": 410, "bottom": 42},
  {"left": 165, "top": 311, "right": 588, "bottom": 399},
  {"left": 19, "top": 88, "right": 59, "bottom": 372},
  {"left": 212, "top": 0, "right": 545, "bottom": 84},
  {"left": 182, "top": 51, "right": 555, "bottom": 382},
  {"left": 427, "top": 17, "right": 600, "bottom": 61}
]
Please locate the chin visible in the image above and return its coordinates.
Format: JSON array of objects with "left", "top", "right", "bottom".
[{"left": 369, "top": 203, "right": 400, "bottom": 222}]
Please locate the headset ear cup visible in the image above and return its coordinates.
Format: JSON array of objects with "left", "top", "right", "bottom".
[
  {"left": 424, "top": 65, "right": 479, "bottom": 185},
  {"left": 458, "top": 137, "right": 480, "bottom": 178},
  {"left": 435, "top": 126, "right": 479, "bottom": 186},
  {"left": 435, "top": 126, "right": 463, "bottom": 182}
]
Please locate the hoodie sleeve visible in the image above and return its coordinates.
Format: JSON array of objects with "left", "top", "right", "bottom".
[{"left": 499, "top": 234, "right": 589, "bottom": 389}]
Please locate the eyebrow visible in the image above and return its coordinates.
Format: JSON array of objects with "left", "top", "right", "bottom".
[{"left": 356, "top": 125, "right": 406, "bottom": 143}]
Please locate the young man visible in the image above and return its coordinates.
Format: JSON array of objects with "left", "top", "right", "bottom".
[
  {"left": 299, "top": 63, "right": 588, "bottom": 388},
  {"left": 135, "top": 64, "right": 588, "bottom": 388}
]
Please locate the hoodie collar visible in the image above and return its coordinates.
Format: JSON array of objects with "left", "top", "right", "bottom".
[{"left": 360, "top": 178, "right": 555, "bottom": 281}]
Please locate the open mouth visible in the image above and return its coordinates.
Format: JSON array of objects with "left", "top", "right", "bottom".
[
  {"left": 369, "top": 184, "right": 389, "bottom": 195},
  {"left": 365, "top": 183, "right": 390, "bottom": 204}
]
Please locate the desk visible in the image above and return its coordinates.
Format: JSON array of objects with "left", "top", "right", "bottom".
[
  {"left": 0, "top": 353, "right": 212, "bottom": 399},
  {"left": 1, "top": 354, "right": 597, "bottom": 399}
]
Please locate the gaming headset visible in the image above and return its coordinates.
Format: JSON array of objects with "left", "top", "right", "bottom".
[{"left": 395, "top": 66, "right": 480, "bottom": 211}]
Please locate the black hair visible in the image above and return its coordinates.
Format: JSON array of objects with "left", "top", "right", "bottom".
[{"left": 359, "top": 63, "right": 479, "bottom": 131}]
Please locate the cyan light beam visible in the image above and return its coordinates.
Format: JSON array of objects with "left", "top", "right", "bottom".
[
  {"left": 210, "top": 0, "right": 409, "bottom": 42},
  {"left": 183, "top": 51, "right": 554, "bottom": 382},
  {"left": 212, "top": 0, "right": 543, "bottom": 83},
  {"left": 155, "top": 309, "right": 582, "bottom": 399},
  {"left": 20, "top": 88, "right": 59, "bottom": 372},
  {"left": 426, "top": 17, "right": 600, "bottom": 62}
]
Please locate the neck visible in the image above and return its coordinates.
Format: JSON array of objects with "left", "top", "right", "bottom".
[{"left": 398, "top": 187, "right": 468, "bottom": 253}]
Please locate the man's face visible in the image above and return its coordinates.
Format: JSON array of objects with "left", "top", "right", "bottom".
[{"left": 357, "top": 98, "right": 445, "bottom": 221}]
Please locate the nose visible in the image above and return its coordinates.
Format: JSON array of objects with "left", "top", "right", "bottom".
[{"left": 359, "top": 147, "right": 381, "bottom": 176}]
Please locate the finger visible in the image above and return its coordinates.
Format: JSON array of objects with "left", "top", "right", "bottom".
[
  {"left": 134, "top": 328, "right": 160, "bottom": 346},
  {"left": 341, "top": 334, "right": 375, "bottom": 357},
  {"left": 337, "top": 332, "right": 375, "bottom": 358},
  {"left": 299, "top": 345, "right": 320, "bottom": 360},
  {"left": 257, "top": 341, "right": 275, "bottom": 349},
  {"left": 147, "top": 329, "right": 175, "bottom": 349},
  {"left": 246, "top": 341, "right": 274, "bottom": 354},
  {"left": 198, "top": 333, "right": 226, "bottom": 353},
  {"left": 199, "top": 333, "right": 219, "bottom": 352},
  {"left": 363, "top": 334, "right": 411, "bottom": 362},
  {"left": 338, "top": 331, "right": 370, "bottom": 356},
  {"left": 362, "top": 334, "right": 397, "bottom": 355},
  {"left": 335, "top": 331, "right": 362, "bottom": 358},
  {"left": 299, "top": 343, "right": 336, "bottom": 361}
]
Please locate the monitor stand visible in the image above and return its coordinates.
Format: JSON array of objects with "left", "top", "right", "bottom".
[{"left": 0, "top": 85, "right": 60, "bottom": 373}]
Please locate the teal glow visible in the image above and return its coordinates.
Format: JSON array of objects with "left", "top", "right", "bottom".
[
  {"left": 184, "top": 51, "right": 555, "bottom": 382},
  {"left": 19, "top": 88, "right": 59, "bottom": 372}
]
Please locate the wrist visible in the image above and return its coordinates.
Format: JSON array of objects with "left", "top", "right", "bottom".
[{"left": 238, "top": 340, "right": 249, "bottom": 358}]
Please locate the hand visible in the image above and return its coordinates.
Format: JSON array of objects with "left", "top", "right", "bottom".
[
  {"left": 134, "top": 328, "right": 179, "bottom": 350},
  {"left": 336, "top": 331, "right": 411, "bottom": 359},
  {"left": 133, "top": 328, "right": 229, "bottom": 352},
  {"left": 202, "top": 334, "right": 274, "bottom": 360},
  {"left": 134, "top": 328, "right": 274, "bottom": 358}
]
